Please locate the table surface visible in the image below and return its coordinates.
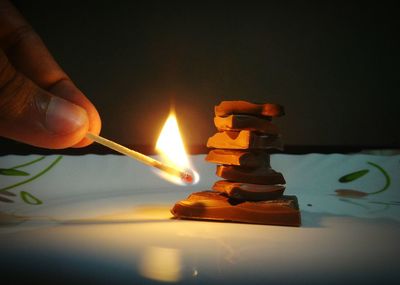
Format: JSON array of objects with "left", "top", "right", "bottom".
[{"left": 1, "top": 154, "right": 399, "bottom": 284}]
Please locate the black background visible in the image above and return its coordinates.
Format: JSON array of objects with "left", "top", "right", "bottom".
[{"left": 3, "top": 0, "right": 400, "bottom": 153}]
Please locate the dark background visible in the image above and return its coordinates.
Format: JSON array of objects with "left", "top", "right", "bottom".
[{"left": 3, "top": 0, "right": 400, "bottom": 153}]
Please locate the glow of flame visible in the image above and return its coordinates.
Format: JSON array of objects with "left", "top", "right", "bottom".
[
  {"left": 139, "top": 246, "right": 182, "bottom": 282},
  {"left": 155, "top": 111, "right": 199, "bottom": 185}
]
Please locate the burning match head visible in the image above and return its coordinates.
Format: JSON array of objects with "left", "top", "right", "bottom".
[
  {"left": 180, "top": 168, "right": 199, "bottom": 185},
  {"left": 153, "top": 163, "right": 200, "bottom": 185}
]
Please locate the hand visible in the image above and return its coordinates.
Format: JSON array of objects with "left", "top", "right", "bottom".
[{"left": 0, "top": 0, "right": 101, "bottom": 149}]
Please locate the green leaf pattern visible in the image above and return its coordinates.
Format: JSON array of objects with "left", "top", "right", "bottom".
[
  {"left": 0, "top": 168, "right": 29, "bottom": 176},
  {"left": 335, "top": 161, "right": 397, "bottom": 212},
  {"left": 338, "top": 169, "right": 369, "bottom": 183},
  {"left": 0, "top": 156, "right": 62, "bottom": 205},
  {"left": 20, "top": 191, "right": 43, "bottom": 205},
  {"left": 337, "top": 161, "right": 391, "bottom": 196}
]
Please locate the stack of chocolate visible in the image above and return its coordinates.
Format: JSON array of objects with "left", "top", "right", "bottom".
[{"left": 172, "top": 101, "right": 301, "bottom": 226}]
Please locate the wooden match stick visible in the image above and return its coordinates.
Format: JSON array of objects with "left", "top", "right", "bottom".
[{"left": 86, "top": 133, "right": 194, "bottom": 184}]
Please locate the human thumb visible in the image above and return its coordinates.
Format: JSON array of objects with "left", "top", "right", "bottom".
[{"left": 0, "top": 50, "right": 89, "bottom": 149}]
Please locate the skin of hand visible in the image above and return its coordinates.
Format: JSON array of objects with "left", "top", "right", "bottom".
[{"left": 0, "top": 0, "right": 101, "bottom": 149}]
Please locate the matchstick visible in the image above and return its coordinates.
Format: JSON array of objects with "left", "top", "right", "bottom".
[{"left": 86, "top": 133, "right": 194, "bottom": 184}]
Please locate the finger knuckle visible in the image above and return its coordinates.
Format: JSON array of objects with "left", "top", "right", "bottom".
[
  {"left": 2, "top": 25, "right": 35, "bottom": 52},
  {"left": 0, "top": 49, "right": 15, "bottom": 85},
  {"left": 0, "top": 69, "right": 35, "bottom": 120}
]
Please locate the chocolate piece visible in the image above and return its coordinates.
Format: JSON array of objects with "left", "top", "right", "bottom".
[
  {"left": 212, "top": 180, "right": 285, "bottom": 201},
  {"left": 207, "top": 130, "right": 283, "bottom": 150},
  {"left": 214, "top": 115, "right": 279, "bottom": 134},
  {"left": 216, "top": 165, "right": 286, "bottom": 185},
  {"left": 215, "top": 101, "right": 284, "bottom": 117},
  {"left": 205, "top": 149, "right": 270, "bottom": 168},
  {"left": 171, "top": 191, "right": 301, "bottom": 226}
]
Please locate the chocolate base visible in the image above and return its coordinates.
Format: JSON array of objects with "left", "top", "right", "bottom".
[{"left": 171, "top": 191, "right": 301, "bottom": 227}]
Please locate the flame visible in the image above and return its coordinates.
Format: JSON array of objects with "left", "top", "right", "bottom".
[{"left": 155, "top": 111, "right": 199, "bottom": 185}]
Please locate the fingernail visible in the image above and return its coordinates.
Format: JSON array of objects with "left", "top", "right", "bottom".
[{"left": 44, "top": 97, "right": 88, "bottom": 134}]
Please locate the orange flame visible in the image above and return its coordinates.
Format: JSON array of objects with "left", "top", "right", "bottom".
[{"left": 155, "top": 111, "right": 199, "bottom": 185}]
